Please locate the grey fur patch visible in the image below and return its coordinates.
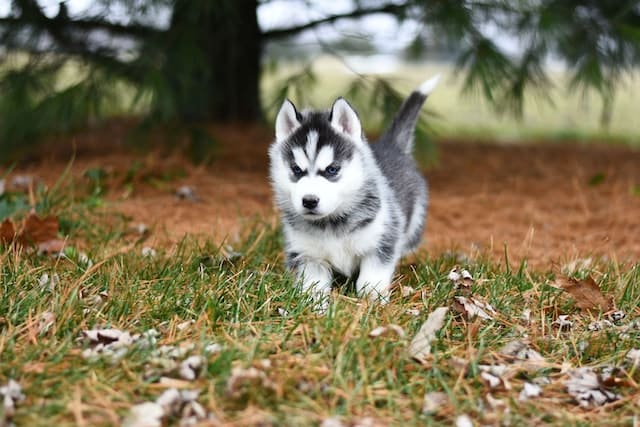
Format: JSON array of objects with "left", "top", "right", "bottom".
[
  {"left": 285, "top": 251, "right": 301, "bottom": 269},
  {"left": 376, "top": 230, "right": 398, "bottom": 263},
  {"left": 378, "top": 92, "right": 426, "bottom": 154}
]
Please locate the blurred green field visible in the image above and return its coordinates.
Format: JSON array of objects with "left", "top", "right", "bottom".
[
  {"left": 3, "top": 54, "right": 639, "bottom": 144},
  {"left": 262, "top": 57, "right": 640, "bottom": 143}
]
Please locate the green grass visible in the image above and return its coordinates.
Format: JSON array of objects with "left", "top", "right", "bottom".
[{"left": 1, "top": 179, "right": 639, "bottom": 426}]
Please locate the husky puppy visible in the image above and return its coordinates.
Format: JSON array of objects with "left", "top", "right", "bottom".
[{"left": 269, "top": 75, "right": 440, "bottom": 309}]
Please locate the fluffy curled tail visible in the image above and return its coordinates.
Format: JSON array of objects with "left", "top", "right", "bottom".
[{"left": 379, "top": 74, "right": 441, "bottom": 154}]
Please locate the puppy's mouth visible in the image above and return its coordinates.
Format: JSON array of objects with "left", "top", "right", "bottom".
[
  {"left": 301, "top": 209, "right": 328, "bottom": 220},
  {"left": 302, "top": 210, "right": 321, "bottom": 218}
]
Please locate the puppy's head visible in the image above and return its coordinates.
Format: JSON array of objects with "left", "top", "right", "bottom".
[{"left": 269, "top": 98, "right": 367, "bottom": 221}]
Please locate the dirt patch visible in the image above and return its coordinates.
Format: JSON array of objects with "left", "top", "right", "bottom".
[
  {"left": 4, "top": 122, "right": 640, "bottom": 269},
  {"left": 427, "top": 142, "right": 640, "bottom": 267}
]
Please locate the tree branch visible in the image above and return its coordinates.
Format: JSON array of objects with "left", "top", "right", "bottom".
[
  {"left": 1, "top": 0, "right": 163, "bottom": 40},
  {"left": 0, "top": 16, "right": 163, "bottom": 39},
  {"left": 262, "top": 3, "right": 408, "bottom": 40}
]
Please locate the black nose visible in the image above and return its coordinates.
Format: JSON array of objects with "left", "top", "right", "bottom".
[{"left": 302, "top": 195, "right": 319, "bottom": 209}]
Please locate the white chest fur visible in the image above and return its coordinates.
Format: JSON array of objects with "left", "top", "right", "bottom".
[{"left": 284, "top": 213, "right": 389, "bottom": 276}]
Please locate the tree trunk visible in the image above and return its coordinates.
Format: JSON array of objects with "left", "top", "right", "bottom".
[{"left": 164, "top": 0, "right": 262, "bottom": 122}]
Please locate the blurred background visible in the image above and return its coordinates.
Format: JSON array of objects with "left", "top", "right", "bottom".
[
  {"left": 1, "top": 0, "right": 640, "bottom": 266},
  {"left": 1, "top": 0, "right": 639, "bottom": 162}
]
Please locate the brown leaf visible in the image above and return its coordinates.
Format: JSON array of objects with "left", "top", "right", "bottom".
[
  {"left": 20, "top": 212, "right": 59, "bottom": 245},
  {"left": 452, "top": 296, "right": 497, "bottom": 320},
  {"left": 37, "top": 239, "right": 66, "bottom": 255},
  {"left": 408, "top": 307, "right": 448, "bottom": 362},
  {"left": 369, "top": 324, "right": 405, "bottom": 339},
  {"left": 553, "top": 276, "right": 612, "bottom": 313},
  {"left": 0, "top": 218, "right": 16, "bottom": 245}
]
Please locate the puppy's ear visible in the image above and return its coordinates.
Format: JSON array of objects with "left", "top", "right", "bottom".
[
  {"left": 330, "top": 98, "right": 362, "bottom": 141},
  {"left": 275, "top": 99, "right": 300, "bottom": 141}
]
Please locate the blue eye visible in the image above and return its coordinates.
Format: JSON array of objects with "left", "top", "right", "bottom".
[
  {"left": 325, "top": 165, "right": 340, "bottom": 176},
  {"left": 291, "top": 165, "right": 304, "bottom": 176}
]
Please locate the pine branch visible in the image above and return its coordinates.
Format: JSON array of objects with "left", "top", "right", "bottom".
[
  {"left": 0, "top": 15, "right": 163, "bottom": 39},
  {"left": 0, "top": 0, "right": 160, "bottom": 83},
  {"left": 262, "top": 3, "right": 408, "bottom": 39},
  {"left": 1, "top": 0, "right": 163, "bottom": 40}
]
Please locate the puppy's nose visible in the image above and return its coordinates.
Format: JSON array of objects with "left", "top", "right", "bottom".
[{"left": 302, "top": 195, "right": 319, "bottom": 209}]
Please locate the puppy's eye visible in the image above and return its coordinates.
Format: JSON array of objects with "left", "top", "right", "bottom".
[
  {"left": 325, "top": 165, "right": 340, "bottom": 176},
  {"left": 291, "top": 165, "right": 304, "bottom": 176}
]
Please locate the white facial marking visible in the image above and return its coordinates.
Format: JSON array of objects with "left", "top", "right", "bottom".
[
  {"left": 315, "top": 145, "right": 334, "bottom": 171},
  {"left": 292, "top": 147, "right": 309, "bottom": 171},
  {"left": 305, "top": 130, "right": 318, "bottom": 162}
]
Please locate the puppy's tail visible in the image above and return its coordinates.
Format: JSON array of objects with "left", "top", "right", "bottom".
[{"left": 379, "top": 74, "right": 441, "bottom": 154}]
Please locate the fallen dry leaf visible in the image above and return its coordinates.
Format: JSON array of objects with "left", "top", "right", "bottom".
[
  {"left": 368, "top": 324, "right": 405, "bottom": 339},
  {"left": 0, "top": 218, "right": 15, "bottom": 245},
  {"left": 499, "top": 340, "right": 545, "bottom": 362},
  {"left": 448, "top": 266, "right": 474, "bottom": 293},
  {"left": 452, "top": 296, "right": 496, "bottom": 320},
  {"left": 448, "top": 266, "right": 473, "bottom": 283},
  {"left": 400, "top": 286, "right": 416, "bottom": 297},
  {"left": 21, "top": 212, "right": 59, "bottom": 245},
  {"left": 178, "top": 355, "right": 204, "bottom": 381},
  {"left": 1, "top": 379, "right": 25, "bottom": 420},
  {"left": 481, "top": 371, "right": 503, "bottom": 389},
  {"left": 123, "top": 401, "right": 164, "bottom": 427},
  {"left": 10, "top": 174, "right": 37, "bottom": 191},
  {"left": 320, "top": 417, "right": 345, "bottom": 427},
  {"left": 83, "top": 329, "right": 131, "bottom": 345},
  {"left": 1, "top": 212, "right": 67, "bottom": 251},
  {"left": 38, "top": 311, "right": 56, "bottom": 334},
  {"left": 277, "top": 307, "right": 289, "bottom": 317},
  {"left": 176, "top": 185, "right": 197, "bottom": 201},
  {"left": 226, "top": 366, "right": 275, "bottom": 398},
  {"left": 141, "top": 247, "right": 157, "bottom": 257},
  {"left": 123, "top": 387, "right": 211, "bottom": 427},
  {"left": 408, "top": 307, "right": 448, "bottom": 362},
  {"left": 625, "top": 349, "right": 640, "bottom": 367},
  {"left": 519, "top": 382, "right": 542, "bottom": 401},
  {"left": 607, "top": 310, "right": 626, "bottom": 322},
  {"left": 485, "top": 393, "right": 506, "bottom": 410},
  {"left": 478, "top": 364, "right": 511, "bottom": 390},
  {"left": 552, "top": 314, "right": 573, "bottom": 330},
  {"left": 129, "top": 223, "right": 149, "bottom": 235},
  {"left": 176, "top": 320, "right": 195, "bottom": 331},
  {"left": 587, "top": 319, "right": 613, "bottom": 331},
  {"left": 422, "top": 391, "right": 448, "bottom": 415},
  {"left": 204, "top": 343, "right": 222, "bottom": 354},
  {"left": 37, "top": 239, "right": 66, "bottom": 255},
  {"left": 81, "top": 328, "right": 158, "bottom": 363},
  {"left": 455, "top": 414, "right": 474, "bottom": 427},
  {"left": 38, "top": 272, "right": 59, "bottom": 291},
  {"left": 552, "top": 276, "right": 612, "bottom": 313},
  {"left": 564, "top": 367, "right": 620, "bottom": 408}
]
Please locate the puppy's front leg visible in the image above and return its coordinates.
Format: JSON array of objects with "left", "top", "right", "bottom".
[
  {"left": 297, "top": 260, "right": 333, "bottom": 312},
  {"left": 356, "top": 255, "right": 396, "bottom": 304}
]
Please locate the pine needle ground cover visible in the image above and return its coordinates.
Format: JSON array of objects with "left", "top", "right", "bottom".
[{"left": 1, "top": 166, "right": 639, "bottom": 427}]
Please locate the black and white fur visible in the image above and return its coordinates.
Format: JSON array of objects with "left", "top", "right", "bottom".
[{"left": 269, "top": 75, "right": 440, "bottom": 309}]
